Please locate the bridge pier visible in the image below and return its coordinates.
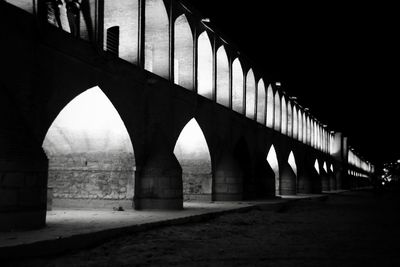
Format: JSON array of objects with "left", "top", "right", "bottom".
[
  {"left": 298, "top": 166, "right": 313, "bottom": 194},
  {"left": 213, "top": 150, "right": 243, "bottom": 201},
  {"left": 280, "top": 162, "right": 297, "bottom": 195},
  {"left": 0, "top": 93, "right": 48, "bottom": 230},
  {"left": 329, "top": 168, "right": 337, "bottom": 191},
  {"left": 321, "top": 168, "right": 331, "bottom": 191},
  {"left": 134, "top": 131, "right": 183, "bottom": 210}
]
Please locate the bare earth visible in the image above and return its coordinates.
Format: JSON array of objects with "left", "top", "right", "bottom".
[{"left": 4, "top": 190, "right": 400, "bottom": 267}]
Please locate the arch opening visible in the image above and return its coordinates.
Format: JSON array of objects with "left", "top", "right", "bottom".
[
  {"left": 173, "top": 118, "right": 212, "bottom": 201},
  {"left": 104, "top": 0, "right": 139, "bottom": 64},
  {"left": 288, "top": 151, "right": 297, "bottom": 176},
  {"left": 266, "top": 145, "right": 280, "bottom": 195},
  {"left": 197, "top": 31, "right": 213, "bottom": 99},
  {"left": 42, "top": 86, "right": 135, "bottom": 209},
  {"left": 281, "top": 96, "right": 287, "bottom": 135},
  {"left": 245, "top": 69, "right": 256, "bottom": 119},
  {"left": 232, "top": 58, "right": 244, "bottom": 114},
  {"left": 145, "top": 0, "right": 169, "bottom": 79},
  {"left": 274, "top": 91, "right": 281, "bottom": 132},
  {"left": 314, "top": 159, "right": 320, "bottom": 174},
  {"left": 266, "top": 84, "right": 274, "bottom": 128},
  {"left": 287, "top": 101, "right": 293, "bottom": 137},
  {"left": 293, "top": 106, "right": 298, "bottom": 139},
  {"left": 174, "top": 14, "right": 194, "bottom": 90},
  {"left": 216, "top": 46, "right": 230, "bottom": 107},
  {"left": 256, "top": 79, "right": 266, "bottom": 124}
]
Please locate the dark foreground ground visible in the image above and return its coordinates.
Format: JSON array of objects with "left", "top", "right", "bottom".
[{"left": 3, "top": 189, "right": 400, "bottom": 267}]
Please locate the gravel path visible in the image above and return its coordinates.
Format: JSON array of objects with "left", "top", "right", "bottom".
[{"left": 4, "top": 190, "right": 400, "bottom": 267}]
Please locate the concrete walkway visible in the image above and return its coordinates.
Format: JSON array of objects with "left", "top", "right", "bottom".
[{"left": 0, "top": 193, "right": 332, "bottom": 260}]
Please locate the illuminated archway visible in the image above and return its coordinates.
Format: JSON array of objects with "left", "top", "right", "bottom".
[
  {"left": 42, "top": 87, "right": 135, "bottom": 209},
  {"left": 266, "top": 84, "right": 274, "bottom": 128},
  {"left": 302, "top": 112, "right": 307, "bottom": 144},
  {"left": 281, "top": 96, "right": 287, "bottom": 135},
  {"left": 216, "top": 46, "right": 230, "bottom": 107},
  {"left": 298, "top": 110, "right": 303, "bottom": 142},
  {"left": 287, "top": 100, "right": 293, "bottom": 137},
  {"left": 314, "top": 159, "right": 320, "bottom": 174},
  {"left": 145, "top": 0, "right": 169, "bottom": 79},
  {"left": 274, "top": 91, "right": 281, "bottom": 132},
  {"left": 104, "top": 0, "right": 139, "bottom": 63},
  {"left": 174, "top": 14, "right": 194, "bottom": 90},
  {"left": 197, "top": 31, "right": 213, "bottom": 99},
  {"left": 232, "top": 58, "right": 244, "bottom": 113},
  {"left": 293, "top": 105, "right": 298, "bottom": 139},
  {"left": 288, "top": 151, "right": 297, "bottom": 176},
  {"left": 256, "top": 79, "right": 266, "bottom": 124},
  {"left": 173, "top": 118, "right": 212, "bottom": 201},
  {"left": 266, "top": 145, "right": 280, "bottom": 195},
  {"left": 245, "top": 69, "right": 256, "bottom": 119}
]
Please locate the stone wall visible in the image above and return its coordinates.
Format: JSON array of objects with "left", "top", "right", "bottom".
[
  {"left": 48, "top": 152, "right": 135, "bottom": 207},
  {"left": 181, "top": 159, "right": 212, "bottom": 201}
]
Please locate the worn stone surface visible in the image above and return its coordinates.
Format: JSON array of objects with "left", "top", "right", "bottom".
[{"left": 48, "top": 152, "right": 135, "bottom": 201}]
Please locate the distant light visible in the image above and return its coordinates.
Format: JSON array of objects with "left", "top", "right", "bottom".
[
  {"left": 289, "top": 96, "right": 297, "bottom": 100},
  {"left": 397, "top": 159, "right": 400, "bottom": 163},
  {"left": 275, "top": 82, "right": 281, "bottom": 87},
  {"left": 201, "top": 18, "right": 210, "bottom": 23},
  {"left": 304, "top": 108, "right": 309, "bottom": 111}
]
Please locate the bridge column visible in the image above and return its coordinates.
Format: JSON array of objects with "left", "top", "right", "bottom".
[
  {"left": 329, "top": 166, "right": 337, "bottom": 191},
  {"left": 213, "top": 150, "right": 243, "bottom": 201},
  {"left": 298, "top": 164, "right": 313, "bottom": 194},
  {"left": 134, "top": 132, "right": 183, "bottom": 210},
  {"left": 321, "top": 168, "right": 331, "bottom": 191},
  {"left": 0, "top": 94, "right": 48, "bottom": 230},
  {"left": 280, "top": 162, "right": 297, "bottom": 195},
  {"left": 254, "top": 157, "right": 275, "bottom": 198}
]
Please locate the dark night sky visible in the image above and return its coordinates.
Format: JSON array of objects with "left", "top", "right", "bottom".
[{"left": 187, "top": 0, "right": 399, "bottom": 166}]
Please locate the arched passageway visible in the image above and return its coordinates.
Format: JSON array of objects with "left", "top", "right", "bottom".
[
  {"left": 173, "top": 119, "right": 212, "bottom": 201},
  {"left": 216, "top": 46, "right": 230, "bottom": 107},
  {"left": 266, "top": 145, "right": 279, "bottom": 195},
  {"left": 145, "top": 0, "right": 169, "bottom": 79},
  {"left": 104, "top": 0, "right": 139, "bottom": 63},
  {"left": 174, "top": 14, "right": 194, "bottom": 90},
  {"left": 232, "top": 58, "right": 244, "bottom": 114},
  {"left": 266, "top": 85, "right": 274, "bottom": 128},
  {"left": 42, "top": 87, "right": 135, "bottom": 209},
  {"left": 197, "top": 31, "right": 213, "bottom": 99},
  {"left": 245, "top": 69, "right": 256, "bottom": 119}
]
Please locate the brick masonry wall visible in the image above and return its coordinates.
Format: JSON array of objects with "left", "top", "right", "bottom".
[{"left": 48, "top": 152, "right": 135, "bottom": 201}]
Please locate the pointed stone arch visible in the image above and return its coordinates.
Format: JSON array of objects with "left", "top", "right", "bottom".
[
  {"left": 293, "top": 105, "right": 298, "bottom": 139},
  {"left": 216, "top": 45, "right": 230, "bottom": 107},
  {"left": 266, "top": 84, "right": 274, "bottom": 128},
  {"left": 281, "top": 96, "right": 287, "bottom": 135},
  {"left": 232, "top": 58, "right": 244, "bottom": 114},
  {"left": 288, "top": 151, "right": 298, "bottom": 177},
  {"left": 173, "top": 118, "right": 212, "bottom": 201},
  {"left": 197, "top": 31, "right": 213, "bottom": 99},
  {"left": 104, "top": 0, "right": 139, "bottom": 64},
  {"left": 256, "top": 79, "right": 266, "bottom": 124},
  {"left": 174, "top": 14, "right": 194, "bottom": 90},
  {"left": 266, "top": 145, "right": 280, "bottom": 195},
  {"left": 245, "top": 69, "right": 256, "bottom": 119},
  {"left": 274, "top": 91, "right": 281, "bottom": 132},
  {"left": 145, "top": 0, "right": 170, "bottom": 79},
  {"left": 42, "top": 86, "right": 135, "bottom": 209}
]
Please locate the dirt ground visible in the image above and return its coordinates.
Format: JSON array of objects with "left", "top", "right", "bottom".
[{"left": 4, "top": 190, "right": 400, "bottom": 267}]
